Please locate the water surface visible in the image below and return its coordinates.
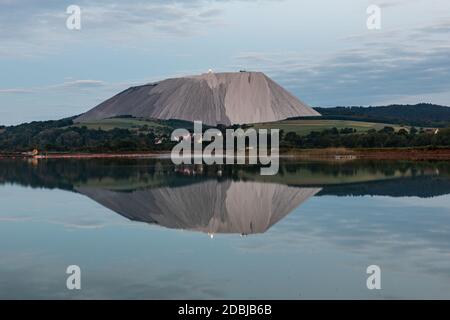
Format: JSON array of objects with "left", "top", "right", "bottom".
[{"left": 1, "top": 159, "right": 450, "bottom": 299}]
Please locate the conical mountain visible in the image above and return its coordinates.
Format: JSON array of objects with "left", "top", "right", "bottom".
[{"left": 75, "top": 71, "right": 320, "bottom": 126}]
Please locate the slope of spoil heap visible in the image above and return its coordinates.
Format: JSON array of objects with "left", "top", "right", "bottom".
[{"left": 75, "top": 71, "right": 320, "bottom": 126}]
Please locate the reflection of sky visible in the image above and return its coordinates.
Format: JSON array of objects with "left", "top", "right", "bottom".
[{"left": 1, "top": 185, "right": 450, "bottom": 299}]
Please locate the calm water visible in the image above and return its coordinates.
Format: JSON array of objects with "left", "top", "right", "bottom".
[{"left": 1, "top": 158, "right": 450, "bottom": 299}]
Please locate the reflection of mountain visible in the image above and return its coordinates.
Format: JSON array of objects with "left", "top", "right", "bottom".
[
  {"left": 1, "top": 158, "right": 450, "bottom": 234},
  {"left": 77, "top": 181, "right": 321, "bottom": 234}
]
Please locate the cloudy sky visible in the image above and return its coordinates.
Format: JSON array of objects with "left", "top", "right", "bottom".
[{"left": 0, "top": 0, "right": 449, "bottom": 125}]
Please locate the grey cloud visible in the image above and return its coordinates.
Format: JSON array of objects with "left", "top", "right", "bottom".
[
  {"left": 377, "top": 0, "right": 406, "bottom": 8},
  {"left": 56, "top": 79, "right": 106, "bottom": 89},
  {"left": 198, "top": 8, "right": 223, "bottom": 18},
  {"left": 233, "top": 18, "right": 450, "bottom": 106},
  {"left": 0, "top": 0, "right": 277, "bottom": 56},
  {"left": 376, "top": 0, "right": 430, "bottom": 8},
  {"left": 0, "top": 79, "right": 107, "bottom": 96},
  {"left": 415, "top": 19, "right": 450, "bottom": 36}
]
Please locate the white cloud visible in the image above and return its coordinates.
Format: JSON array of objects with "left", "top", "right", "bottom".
[{"left": 0, "top": 88, "right": 34, "bottom": 94}]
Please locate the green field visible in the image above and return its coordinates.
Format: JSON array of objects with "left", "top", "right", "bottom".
[
  {"left": 254, "top": 119, "right": 409, "bottom": 136},
  {"left": 70, "top": 117, "right": 201, "bottom": 134},
  {"left": 71, "top": 118, "right": 166, "bottom": 131},
  {"left": 72, "top": 117, "right": 409, "bottom": 137}
]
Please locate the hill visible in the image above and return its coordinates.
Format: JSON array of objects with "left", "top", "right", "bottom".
[
  {"left": 75, "top": 71, "right": 320, "bottom": 126},
  {"left": 314, "top": 103, "right": 450, "bottom": 127}
]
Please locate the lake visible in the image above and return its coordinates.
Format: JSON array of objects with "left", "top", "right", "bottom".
[{"left": 1, "top": 158, "right": 450, "bottom": 299}]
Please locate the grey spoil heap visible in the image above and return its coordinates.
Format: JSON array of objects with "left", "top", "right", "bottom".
[{"left": 75, "top": 71, "right": 320, "bottom": 126}]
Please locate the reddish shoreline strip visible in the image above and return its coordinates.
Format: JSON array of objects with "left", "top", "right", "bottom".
[
  {"left": 0, "top": 152, "right": 168, "bottom": 159},
  {"left": 1, "top": 149, "right": 450, "bottom": 160}
]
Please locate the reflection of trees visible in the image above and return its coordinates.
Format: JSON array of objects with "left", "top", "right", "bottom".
[
  {"left": 319, "top": 175, "right": 450, "bottom": 198},
  {"left": 0, "top": 159, "right": 449, "bottom": 198}
]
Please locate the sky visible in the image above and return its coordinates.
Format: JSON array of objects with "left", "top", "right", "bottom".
[{"left": 0, "top": 0, "right": 449, "bottom": 125}]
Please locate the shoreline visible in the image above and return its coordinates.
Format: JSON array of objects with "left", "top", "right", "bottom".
[
  {"left": 282, "top": 147, "right": 450, "bottom": 160},
  {"left": 0, "top": 148, "right": 450, "bottom": 161},
  {"left": 1, "top": 148, "right": 450, "bottom": 161},
  {"left": 0, "top": 152, "right": 168, "bottom": 160}
]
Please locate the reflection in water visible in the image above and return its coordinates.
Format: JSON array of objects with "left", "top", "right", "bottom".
[
  {"left": 0, "top": 158, "right": 450, "bottom": 235},
  {"left": 77, "top": 181, "right": 321, "bottom": 235},
  {"left": 1, "top": 158, "right": 450, "bottom": 299}
]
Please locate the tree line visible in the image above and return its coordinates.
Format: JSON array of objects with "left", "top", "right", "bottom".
[
  {"left": 280, "top": 126, "right": 450, "bottom": 149},
  {"left": 314, "top": 103, "right": 450, "bottom": 128},
  {"left": 1, "top": 117, "right": 450, "bottom": 153},
  {"left": 0, "top": 118, "right": 175, "bottom": 153}
]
